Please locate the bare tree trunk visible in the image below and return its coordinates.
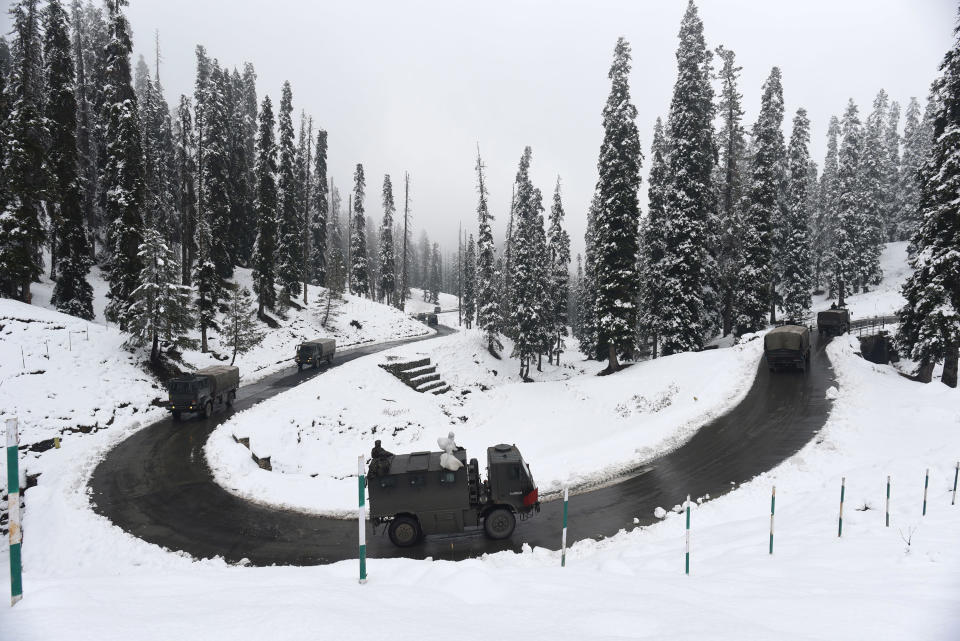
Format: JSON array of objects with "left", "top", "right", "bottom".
[
  {"left": 151, "top": 332, "right": 160, "bottom": 364},
  {"left": 917, "top": 359, "right": 934, "bottom": 383},
  {"left": 942, "top": 346, "right": 959, "bottom": 388},
  {"left": 607, "top": 344, "right": 620, "bottom": 374}
]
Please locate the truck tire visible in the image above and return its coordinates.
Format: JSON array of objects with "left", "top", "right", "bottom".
[
  {"left": 327, "top": 355, "right": 333, "bottom": 365},
  {"left": 226, "top": 390, "right": 236, "bottom": 407},
  {"left": 203, "top": 401, "right": 213, "bottom": 419},
  {"left": 297, "top": 363, "right": 303, "bottom": 372},
  {"left": 483, "top": 508, "right": 516, "bottom": 540},
  {"left": 388, "top": 516, "right": 421, "bottom": 547}
]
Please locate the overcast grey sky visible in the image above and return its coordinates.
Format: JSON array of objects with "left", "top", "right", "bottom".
[{"left": 4, "top": 1, "right": 955, "bottom": 257}]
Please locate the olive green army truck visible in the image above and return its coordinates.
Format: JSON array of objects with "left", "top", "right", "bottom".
[
  {"left": 817, "top": 309, "right": 850, "bottom": 336},
  {"left": 295, "top": 337, "right": 336, "bottom": 370},
  {"left": 166, "top": 365, "right": 240, "bottom": 420},
  {"left": 764, "top": 325, "right": 811, "bottom": 372},
  {"left": 367, "top": 444, "right": 540, "bottom": 547}
]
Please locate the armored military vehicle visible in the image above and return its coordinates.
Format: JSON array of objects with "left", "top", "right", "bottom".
[
  {"left": 367, "top": 444, "right": 540, "bottom": 547},
  {"left": 295, "top": 337, "right": 336, "bottom": 370},
  {"left": 167, "top": 365, "right": 240, "bottom": 420},
  {"left": 764, "top": 325, "right": 811, "bottom": 372},
  {"left": 817, "top": 308, "right": 850, "bottom": 336}
]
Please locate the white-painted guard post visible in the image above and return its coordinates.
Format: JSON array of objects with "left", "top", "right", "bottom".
[
  {"left": 358, "top": 455, "right": 367, "bottom": 584},
  {"left": 838, "top": 477, "right": 845, "bottom": 537},
  {"left": 685, "top": 494, "right": 691, "bottom": 575},
  {"left": 922, "top": 468, "right": 929, "bottom": 517},
  {"left": 7, "top": 417, "right": 23, "bottom": 606},
  {"left": 769, "top": 486, "right": 775, "bottom": 555},
  {"left": 560, "top": 486, "right": 569, "bottom": 567},
  {"left": 885, "top": 475, "right": 891, "bottom": 527}
]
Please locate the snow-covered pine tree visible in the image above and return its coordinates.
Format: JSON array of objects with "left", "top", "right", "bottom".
[
  {"left": 474, "top": 148, "right": 500, "bottom": 352},
  {"left": 201, "top": 61, "right": 233, "bottom": 278},
  {"left": 661, "top": 4, "right": 715, "bottom": 351},
  {"left": 882, "top": 100, "right": 902, "bottom": 242},
  {"left": 899, "top": 97, "right": 926, "bottom": 243},
  {"left": 593, "top": 37, "right": 643, "bottom": 369},
  {"left": 898, "top": 19, "right": 960, "bottom": 387},
  {"left": 275, "top": 81, "right": 301, "bottom": 301},
  {"left": 856, "top": 90, "right": 888, "bottom": 290},
  {"left": 547, "top": 177, "right": 571, "bottom": 364},
  {"left": 140, "top": 76, "right": 176, "bottom": 240},
  {"left": 241, "top": 62, "right": 258, "bottom": 211},
  {"left": 570, "top": 253, "right": 583, "bottom": 339},
  {"left": 0, "top": 36, "right": 12, "bottom": 218},
  {"left": 251, "top": 95, "right": 277, "bottom": 315},
  {"left": 462, "top": 234, "right": 477, "bottom": 329},
  {"left": 294, "top": 112, "right": 310, "bottom": 296},
  {"left": 126, "top": 227, "right": 192, "bottom": 363},
  {"left": 378, "top": 174, "right": 397, "bottom": 305},
  {"left": 0, "top": 0, "right": 49, "bottom": 302},
  {"left": 507, "top": 147, "right": 546, "bottom": 377},
  {"left": 350, "top": 163, "right": 370, "bottom": 297},
  {"left": 780, "top": 108, "right": 813, "bottom": 323},
  {"left": 813, "top": 116, "right": 840, "bottom": 294},
  {"left": 193, "top": 212, "right": 221, "bottom": 354},
  {"left": 174, "top": 95, "right": 196, "bottom": 284},
  {"left": 45, "top": 0, "right": 94, "bottom": 318},
  {"left": 101, "top": 0, "right": 145, "bottom": 328},
  {"left": 227, "top": 68, "right": 254, "bottom": 265},
  {"left": 577, "top": 193, "right": 600, "bottom": 359},
  {"left": 736, "top": 67, "right": 785, "bottom": 335},
  {"left": 69, "top": 2, "right": 98, "bottom": 260},
  {"left": 310, "top": 129, "right": 328, "bottom": 286},
  {"left": 713, "top": 46, "right": 747, "bottom": 337},
  {"left": 829, "top": 100, "right": 864, "bottom": 306},
  {"left": 641, "top": 119, "right": 669, "bottom": 357},
  {"left": 222, "top": 286, "right": 264, "bottom": 366}
]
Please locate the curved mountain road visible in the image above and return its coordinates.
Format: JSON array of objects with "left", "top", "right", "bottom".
[{"left": 90, "top": 330, "right": 835, "bottom": 565}]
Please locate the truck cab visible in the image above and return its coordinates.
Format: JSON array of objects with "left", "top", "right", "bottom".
[
  {"left": 817, "top": 308, "right": 850, "bottom": 336},
  {"left": 167, "top": 377, "right": 210, "bottom": 418},
  {"left": 166, "top": 365, "right": 240, "bottom": 420},
  {"left": 367, "top": 443, "right": 539, "bottom": 547},
  {"left": 296, "top": 338, "right": 335, "bottom": 370}
]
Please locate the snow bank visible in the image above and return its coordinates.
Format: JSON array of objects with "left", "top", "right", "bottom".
[
  {"left": 812, "top": 241, "right": 911, "bottom": 318},
  {"left": 205, "top": 328, "right": 763, "bottom": 515}
]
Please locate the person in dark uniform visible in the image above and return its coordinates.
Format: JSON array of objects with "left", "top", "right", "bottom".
[{"left": 370, "top": 440, "right": 393, "bottom": 476}]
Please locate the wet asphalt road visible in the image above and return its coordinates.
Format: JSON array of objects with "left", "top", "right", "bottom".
[{"left": 90, "top": 330, "right": 834, "bottom": 565}]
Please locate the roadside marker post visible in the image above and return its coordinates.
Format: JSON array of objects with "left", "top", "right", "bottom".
[
  {"left": 358, "top": 455, "right": 367, "bottom": 584},
  {"left": 769, "top": 486, "right": 775, "bottom": 555},
  {"left": 838, "top": 477, "right": 845, "bottom": 537},
  {"left": 560, "top": 486, "right": 569, "bottom": 567},
  {"left": 685, "top": 494, "right": 691, "bottom": 575},
  {"left": 922, "top": 468, "right": 929, "bottom": 517},
  {"left": 7, "top": 418, "right": 23, "bottom": 606},
  {"left": 952, "top": 462, "right": 958, "bottom": 506},
  {"left": 885, "top": 476, "right": 890, "bottom": 527}
]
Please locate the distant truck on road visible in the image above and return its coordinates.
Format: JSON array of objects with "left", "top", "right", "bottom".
[
  {"left": 817, "top": 308, "right": 850, "bottom": 336},
  {"left": 295, "top": 338, "right": 336, "bottom": 370},
  {"left": 764, "top": 325, "right": 811, "bottom": 372},
  {"left": 167, "top": 365, "right": 240, "bottom": 420},
  {"left": 367, "top": 443, "right": 540, "bottom": 547}
]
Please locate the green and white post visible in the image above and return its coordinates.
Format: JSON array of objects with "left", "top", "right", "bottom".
[
  {"left": 838, "top": 477, "right": 845, "bottom": 537},
  {"left": 922, "top": 468, "right": 929, "bottom": 517},
  {"left": 952, "top": 462, "right": 958, "bottom": 506},
  {"left": 685, "top": 494, "right": 691, "bottom": 575},
  {"left": 7, "top": 417, "right": 23, "bottom": 606},
  {"left": 769, "top": 486, "right": 775, "bottom": 555},
  {"left": 560, "top": 486, "right": 569, "bottom": 567},
  {"left": 885, "top": 475, "right": 891, "bottom": 527},
  {"left": 358, "top": 455, "right": 367, "bottom": 584}
]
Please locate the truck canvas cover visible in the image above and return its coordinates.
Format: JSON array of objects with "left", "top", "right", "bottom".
[
  {"left": 764, "top": 325, "right": 810, "bottom": 352},
  {"left": 301, "top": 337, "right": 335, "bottom": 352},
  {"left": 817, "top": 310, "right": 849, "bottom": 324},
  {"left": 194, "top": 365, "right": 240, "bottom": 395}
]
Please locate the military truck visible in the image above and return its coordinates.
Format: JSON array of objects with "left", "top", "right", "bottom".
[
  {"left": 166, "top": 365, "right": 240, "bottom": 420},
  {"left": 295, "top": 337, "right": 336, "bottom": 370},
  {"left": 414, "top": 312, "right": 438, "bottom": 326},
  {"left": 367, "top": 444, "right": 540, "bottom": 547},
  {"left": 764, "top": 325, "right": 811, "bottom": 372},
  {"left": 817, "top": 308, "right": 850, "bottom": 336}
]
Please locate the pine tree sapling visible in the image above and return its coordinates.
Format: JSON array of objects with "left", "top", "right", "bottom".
[{"left": 223, "top": 286, "right": 264, "bottom": 365}]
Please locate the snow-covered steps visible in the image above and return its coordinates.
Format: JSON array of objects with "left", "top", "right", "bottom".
[{"left": 379, "top": 356, "right": 451, "bottom": 395}]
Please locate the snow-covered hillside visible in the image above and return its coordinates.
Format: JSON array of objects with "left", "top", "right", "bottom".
[
  {"left": 29, "top": 264, "right": 434, "bottom": 383},
  {"left": 404, "top": 288, "right": 459, "bottom": 314},
  {"left": 812, "top": 241, "right": 911, "bottom": 318},
  {"left": 205, "top": 329, "right": 763, "bottom": 515}
]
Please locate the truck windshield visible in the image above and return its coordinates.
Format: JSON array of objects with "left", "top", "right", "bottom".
[
  {"left": 298, "top": 346, "right": 314, "bottom": 356},
  {"left": 169, "top": 381, "right": 198, "bottom": 394}
]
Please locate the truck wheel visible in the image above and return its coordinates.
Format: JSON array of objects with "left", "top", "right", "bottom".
[
  {"left": 203, "top": 402, "right": 213, "bottom": 419},
  {"left": 226, "top": 391, "right": 236, "bottom": 407},
  {"left": 388, "top": 516, "right": 421, "bottom": 547},
  {"left": 297, "top": 363, "right": 303, "bottom": 372},
  {"left": 483, "top": 508, "right": 516, "bottom": 540},
  {"left": 327, "top": 355, "right": 334, "bottom": 365}
]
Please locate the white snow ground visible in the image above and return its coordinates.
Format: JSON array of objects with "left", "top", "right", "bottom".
[
  {"left": 2, "top": 243, "right": 958, "bottom": 640},
  {"left": 205, "top": 329, "right": 762, "bottom": 515},
  {"left": 2, "top": 317, "right": 958, "bottom": 641},
  {"left": 811, "top": 241, "right": 911, "bottom": 318}
]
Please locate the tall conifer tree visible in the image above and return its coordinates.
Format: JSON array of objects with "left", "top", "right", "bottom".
[
  {"left": 251, "top": 95, "right": 277, "bottom": 315},
  {"left": 474, "top": 148, "right": 500, "bottom": 353},
  {"left": 378, "top": 174, "right": 397, "bottom": 304},
  {"left": 780, "top": 108, "right": 813, "bottom": 322},
  {"left": 275, "top": 81, "right": 301, "bottom": 299},
  {"left": 829, "top": 100, "right": 864, "bottom": 306},
  {"left": 350, "top": 163, "right": 370, "bottom": 296},
  {"left": 310, "top": 129, "right": 328, "bottom": 285},
  {"left": 547, "top": 178, "right": 571, "bottom": 364}
]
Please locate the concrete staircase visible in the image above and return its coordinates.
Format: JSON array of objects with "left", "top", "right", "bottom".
[{"left": 379, "top": 357, "right": 450, "bottom": 395}]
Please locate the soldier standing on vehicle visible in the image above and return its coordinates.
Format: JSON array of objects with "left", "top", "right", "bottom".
[{"left": 370, "top": 440, "right": 394, "bottom": 475}]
